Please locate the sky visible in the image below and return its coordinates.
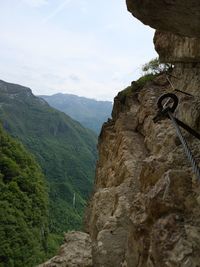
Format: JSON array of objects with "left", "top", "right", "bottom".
[{"left": 0, "top": 0, "right": 157, "bottom": 100}]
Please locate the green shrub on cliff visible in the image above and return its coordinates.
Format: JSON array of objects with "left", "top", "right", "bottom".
[
  {"left": 0, "top": 125, "right": 48, "bottom": 267},
  {"left": 118, "top": 58, "right": 173, "bottom": 102},
  {"left": 142, "top": 57, "right": 172, "bottom": 75}
]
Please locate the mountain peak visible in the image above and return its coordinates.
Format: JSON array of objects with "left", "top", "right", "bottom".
[{"left": 0, "top": 80, "right": 33, "bottom": 96}]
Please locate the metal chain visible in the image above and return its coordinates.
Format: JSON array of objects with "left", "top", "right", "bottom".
[{"left": 168, "top": 111, "right": 200, "bottom": 180}]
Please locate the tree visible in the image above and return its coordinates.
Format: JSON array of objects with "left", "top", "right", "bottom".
[
  {"left": 142, "top": 57, "right": 173, "bottom": 75},
  {"left": 0, "top": 124, "right": 49, "bottom": 267}
]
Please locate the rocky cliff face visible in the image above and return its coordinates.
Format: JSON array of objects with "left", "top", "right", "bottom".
[
  {"left": 39, "top": 2, "right": 200, "bottom": 267},
  {"left": 126, "top": 0, "right": 200, "bottom": 65},
  {"left": 154, "top": 31, "right": 200, "bottom": 63},
  {"left": 126, "top": 0, "right": 200, "bottom": 37},
  {"left": 38, "top": 232, "right": 92, "bottom": 267},
  {"left": 41, "top": 70, "right": 200, "bottom": 267},
  {"left": 86, "top": 69, "right": 200, "bottom": 266},
  {"left": 86, "top": 2, "right": 200, "bottom": 266}
]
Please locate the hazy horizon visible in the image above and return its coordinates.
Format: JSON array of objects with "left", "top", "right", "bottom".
[
  {"left": 0, "top": 0, "right": 157, "bottom": 100},
  {"left": 38, "top": 91, "right": 113, "bottom": 102}
]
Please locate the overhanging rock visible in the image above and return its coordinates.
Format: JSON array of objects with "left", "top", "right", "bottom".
[{"left": 126, "top": 0, "right": 200, "bottom": 38}]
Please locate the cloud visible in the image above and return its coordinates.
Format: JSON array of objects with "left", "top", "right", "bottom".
[
  {"left": 0, "top": 0, "right": 157, "bottom": 100},
  {"left": 22, "top": 0, "right": 48, "bottom": 8},
  {"left": 69, "top": 74, "right": 80, "bottom": 83},
  {"left": 42, "top": 0, "right": 72, "bottom": 23}
]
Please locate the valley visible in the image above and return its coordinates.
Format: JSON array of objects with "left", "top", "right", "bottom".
[
  {"left": 40, "top": 93, "right": 112, "bottom": 134},
  {"left": 0, "top": 80, "right": 98, "bottom": 259}
]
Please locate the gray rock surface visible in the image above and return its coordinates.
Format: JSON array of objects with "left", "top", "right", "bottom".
[
  {"left": 126, "top": 1, "right": 200, "bottom": 64},
  {"left": 154, "top": 31, "right": 200, "bottom": 63},
  {"left": 38, "top": 232, "right": 92, "bottom": 267},
  {"left": 38, "top": 2, "right": 200, "bottom": 267},
  {"left": 126, "top": 0, "right": 200, "bottom": 37},
  {"left": 86, "top": 70, "right": 200, "bottom": 266}
]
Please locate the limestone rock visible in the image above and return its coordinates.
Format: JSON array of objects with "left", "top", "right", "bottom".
[
  {"left": 126, "top": 0, "right": 200, "bottom": 37},
  {"left": 38, "top": 70, "right": 200, "bottom": 267},
  {"left": 86, "top": 70, "right": 200, "bottom": 266},
  {"left": 154, "top": 31, "right": 200, "bottom": 63},
  {"left": 126, "top": 1, "right": 200, "bottom": 64},
  {"left": 38, "top": 231, "right": 92, "bottom": 267},
  {"left": 38, "top": 4, "right": 200, "bottom": 266}
]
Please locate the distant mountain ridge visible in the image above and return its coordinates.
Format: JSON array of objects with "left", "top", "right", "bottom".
[
  {"left": 40, "top": 93, "right": 112, "bottom": 134},
  {"left": 0, "top": 80, "right": 97, "bottom": 256}
]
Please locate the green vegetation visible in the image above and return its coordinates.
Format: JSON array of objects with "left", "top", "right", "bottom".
[
  {"left": 136, "top": 73, "right": 155, "bottom": 87},
  {"left": 142, "top": 57, "right": 172, "bottom": 75},
  {"left": 0, "top": 124, "right": 48, "bottom": 267},
  {"left": 117, "top": 74, "right": 155, "bottom": 104},
  {"left": 0, "top": 80, "right": 97, "bottom": 257},
  {"left": 118, "top": 58, "right": 173, "bottom": 102},
  {"left": 40, "top": 93, "right": 112, "bottom": 134}
]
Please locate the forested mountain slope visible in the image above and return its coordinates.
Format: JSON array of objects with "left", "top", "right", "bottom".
[
  {"left": 40, "top": 93, "right": 112, "bottom": 134},
  {"left": 0, "top": 124, "right": 48, "bottom": 267},
  {"left": 0, "top": 80, "right": 97, "bottom": 253}
]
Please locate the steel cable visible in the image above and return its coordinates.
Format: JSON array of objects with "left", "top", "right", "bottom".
[
  {"left": 168, "top": 111, "right": 200, "bottom": 180},
  {"left": 154, "top": 74, "right": 200, "bottom": 180}
]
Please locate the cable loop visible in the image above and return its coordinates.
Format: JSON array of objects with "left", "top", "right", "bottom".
[{"left": 154, "top": 92, "right": 200, "bottom": 181}]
